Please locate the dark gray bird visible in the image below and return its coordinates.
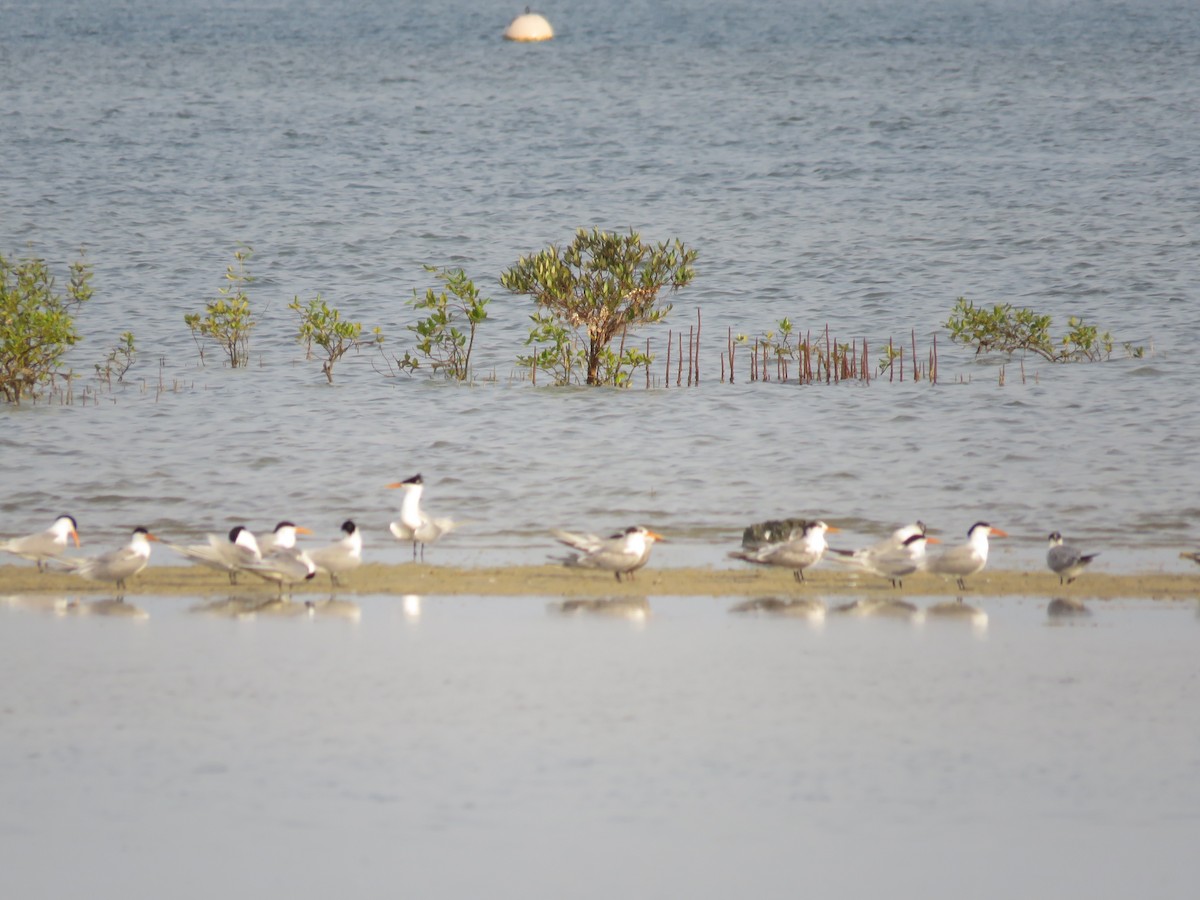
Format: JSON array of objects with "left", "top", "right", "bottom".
[{"left": 1046, "top": 532, "right": 1098, "bottom": 584}]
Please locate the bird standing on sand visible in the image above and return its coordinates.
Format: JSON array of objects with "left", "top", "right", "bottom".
[
  {"left": 307, "top": 520, "right": 363, "bottom": 587},
  {"left": 165, "top": 525, "right": 262, "bottom": 584},
  {"left": 241, "top": 549, "right": 317, "bottom": 597},
  {"left": 728, "top": 520, "right": 838, "bottom": 583},
  {"left": 387, "top": 474, "right": 455, "bottom": 561},
  {"left": 1046, "top": 532, "right": 1098, "bottom": 584},
  {"left": 925, "top": 522, "right": 1007, "bottom": 590},
  {"left": 1, "top": 514, "right": 80, "bottom": 571},
  {"left": 552, "top": 525, "right": 665, "bottom": 582},
  {"left": 257, "top": 521, "right": 312, "bottom": 556},
  {"left": 828, "top": 521, "right": 936, "bottom": 587},
  {"left": 57, "top": 526, "right": 157, "bottom": 592}
]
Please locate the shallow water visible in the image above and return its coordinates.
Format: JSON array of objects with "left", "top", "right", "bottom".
[
  {"left": 2, "top": 592, "right": 1198, "bottom": 898},
  {"left": 6, "top": 4, "right": 1200, "bottom": 896},
  {"left": 3, "top": 1, "right": 1200, "bottom": 574}
]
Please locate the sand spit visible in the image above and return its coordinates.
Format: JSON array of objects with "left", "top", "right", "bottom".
[{"left": 1, "top": 563, "right": 1196, "bottom": 600}]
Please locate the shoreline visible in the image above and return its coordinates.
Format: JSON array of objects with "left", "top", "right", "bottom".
[{"left": 2, "top": 563, "right": 1197, "bottom": 600}]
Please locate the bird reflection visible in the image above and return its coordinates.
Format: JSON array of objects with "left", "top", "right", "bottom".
[
  {"left": 1047, "top": 596, "right": 1092, "bottom": 620},
  {"left": 548, "top": 597, "right": 651, "bottom": 621},
  {"left": 190, "top": 594, "right": 310, "bottom": 619},
  {"left": 1, "top": 594, "right": 73, "bottom": 616},
  {"left": 402, "top": 594, "right": 422, "bottom": 620},
  {"left": 830, "top": 598, "right": 920, "bottom": 621},
  {"left": 923, "top": 597, "right": 989, "bottom": 633},
  {"left": 64, "top": 596, "right": 149, "bottom": 619},
  {"left": 305, "top": 596, "right": 362, "bottom": 621},
  {"left": 729, "top": 596, "right": 826, "bottom": 622}
]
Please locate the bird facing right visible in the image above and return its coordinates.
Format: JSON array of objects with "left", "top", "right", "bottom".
[
  {"left": 1046, "top": 532, "right": 1099, "bottom": 584},
  {"left": 57, "top": 526, "right": 157, "bottom": 592},
  {"left": 924, "top": 522, "right": 1007, "bottom": 590},
  {"left": 552, "top": 525, "right": 664, "bottom": 582},
  {"left": 1, "top": 514, "right": 80, "bottom": 571},
  {"left": 828, "top": 521, "right": 937, "bottom": 587},
  {"left": 165, "top": 525, "right": 262, "bottom": 584},
  {"left": 728, "top": 520, "right": 838, "bottom": 583}
]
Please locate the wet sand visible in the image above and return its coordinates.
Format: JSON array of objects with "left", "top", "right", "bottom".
[{"left": 2, "top": 563, "right": 1196, "bottom": 600}]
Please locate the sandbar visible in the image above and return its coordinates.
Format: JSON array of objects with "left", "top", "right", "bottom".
[{"left": 1, "top": 563, "right": 1196, "bottom": 600}]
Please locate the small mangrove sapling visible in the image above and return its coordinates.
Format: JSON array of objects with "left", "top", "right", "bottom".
[{"left": 290, "top": 294, "right": 383, "bottom": 384}]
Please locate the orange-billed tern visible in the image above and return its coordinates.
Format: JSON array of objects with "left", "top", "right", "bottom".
[
  {"left": 387, "top": 474, "right": 455, "bottom": 561},
  {"left": 925, "top": 522, "right": 1007, "bottom": 590},
  {"left": 1, "top": 514, "right": 80, "bottom": 571},
  {"left": 552, "top": 525, "right": 665, "bottom": 582},
  {"left": 57, "top": 526, "right": 157, "bottom": 591},
  {"left": 728, "top": 520, "right": 838, "bottom": 583}
]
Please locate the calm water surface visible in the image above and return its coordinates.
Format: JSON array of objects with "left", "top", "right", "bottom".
[
  {"left": 3, "top": 5, "right": 1200, "bottom": 892},
  {"left": 2, "top": 0, "right": 1199, "bottom": 572},
  {"left": 2, "top": 593, "right": 1198, "bottom": 898}
]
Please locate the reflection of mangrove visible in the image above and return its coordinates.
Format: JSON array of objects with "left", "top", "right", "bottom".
[
  {"left": 548, "top": 597, "right": 651, "bottom": 620},
  {"left": 729, "top": 596, "right": 825, "bottom": 621}
]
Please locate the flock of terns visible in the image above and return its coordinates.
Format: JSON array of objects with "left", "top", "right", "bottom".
[
  {"left": 3, "top": 472, "right": 1198, "bottom": 620},
  {"left": 0, "top": 475, "right": 442, "bottom": 593}
]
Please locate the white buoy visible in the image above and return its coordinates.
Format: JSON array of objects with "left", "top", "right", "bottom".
[{"left": 504, "top": 9, "right": 554, "bottom": 42}]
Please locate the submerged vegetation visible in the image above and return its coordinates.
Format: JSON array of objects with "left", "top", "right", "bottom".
[
  {"left": 4, "top": 237, "right": 1161, "bottom": 406},
  {"left": 945, "top": 297, "right": 1143, "bottom": 362},
  {"left": 94, "top": 331, "right": 136, "bottom": 385},
  {"left": 0, "top": 250, "right": 93, "bottom": 404}
]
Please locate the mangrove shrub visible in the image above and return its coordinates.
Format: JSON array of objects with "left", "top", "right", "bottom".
[
  {"left": 501, "top": 227, "right": 697, "bottom": 386},
  {"left": 0, "top": 251, "right": 93, "bottom": 404}
]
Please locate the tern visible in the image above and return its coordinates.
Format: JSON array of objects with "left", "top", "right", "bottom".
[
  {"left": 552, "top": 525, "right": 665, "bottom": 582},
  {"left": 1046, "top": 532, "right": 1098, "bottom": 584},
  {"left": 1, "top": 514, "right": 80, "bottom": 571},
  {"left": 165, "top": 525, "right": 262, "bottom": 584},
  {"left": 728, "top": 520, "right": 838, "bottom": 583},
  {"left": 307, "top": 520, "right": 363, "bottom": 587},
  {"left": 387, "top": 474, "right": 455, "bottom": 561},
  {"left": 257, "top": 521, "right": 312, "bottom": 556},
  {"left": 828, "top": 522, "right": 937, "bottom": 587},
  {"left": 241, "top": 546, "right": 318, "bottom": 596},
  {"left": 57, "top": 527, "right": 157, "bottom": 591},
  {"left": 925, "top": 522, "right": 1007, "bottom": 590}
]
